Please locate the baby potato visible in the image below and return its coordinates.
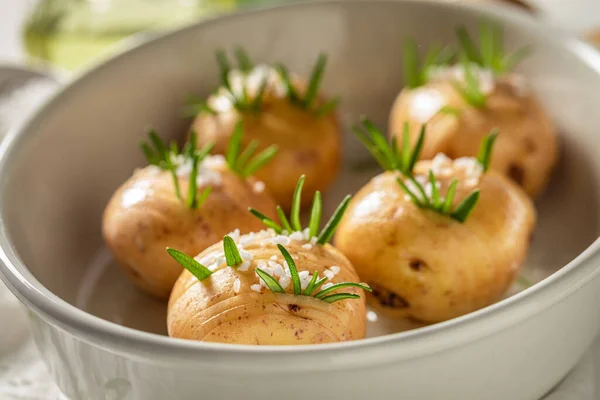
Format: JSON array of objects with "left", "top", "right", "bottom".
[
  {"left": 389, "top": 73, "right": 558, "bottom": 198},
  {"left": 167, "top": 230, "right": 367, "bottom": 344},
  {"left": 103, "top": 157, "right": 276, "bottom": 299},
  {"left": 335, "top": 154, "right": 536, "bottom": 323},
  {"left": 191, "top": 56, "right": 341, "bottom": 210}
]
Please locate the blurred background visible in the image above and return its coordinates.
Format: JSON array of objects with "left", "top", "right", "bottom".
[{"left": 0, "top": 0, "right": 599, "bottom": 72}]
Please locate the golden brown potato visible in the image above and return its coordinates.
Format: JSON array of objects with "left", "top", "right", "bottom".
[
  {"left": 168, "top": 230, "right": 367, "bottom": 344},
  {"left": 389, "top": 69, "right": 558, "bottom": 198},
  {"left": 191, "top": 63, "right": 340, "bottom": 210},
  {"left": 103, "top": 157, "right": 276, "bottom": 299},
  {"left": 334, "top": 154, "right": 536, "bottom": 323}
]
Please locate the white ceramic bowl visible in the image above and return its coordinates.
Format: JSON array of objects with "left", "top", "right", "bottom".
[{"left": 1, "top": 1, "right": 600, "bottom": 399}]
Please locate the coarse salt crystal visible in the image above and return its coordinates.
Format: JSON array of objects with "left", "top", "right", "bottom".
[
  {"left": 289, "top": 231, "right": 304, "bottom": 241},
  {"left": 321, "top": 282, "right": 334, "bottom": 290},
  {"left": 272, "top": 264, "right": 286, "bottom": 278},
  {"left": 324, "top": 270, "right": 335, "bottom": 280},
  {"left": 329, "top": 266, "right": 341, "bottom": 275},
  {"left": 253, "top": 181, "right": 266, "bottom": 193},
  {"left": 302, "top": 243, "right": 313, "bottom": 250},
  {"left": 251, "top": 284, "right": 262, "bottom": 293},
  {"left": 238, "top": 261, "right": 251, "bottom": 272},
  {"left": 239, "top": 250, "right": 254, "bottom": 261},
  {"left": 275, "top": 235, "right": 291, "bottom": 245},
  {"left": 233, "top": 278, "right": 241, "bottom": 293},
  {"left": 279, "top": 276, "right": 291, "bottom": 289}
]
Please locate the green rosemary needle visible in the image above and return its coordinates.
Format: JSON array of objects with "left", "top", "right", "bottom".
[
  {"left": 451, "top": 57, "right": 487, "bottom": 108},
  {"left": 140, "top": 130, "right": 214, "bottom": 209},
  {"left": 166, "top": 248, "right": 213, "bottom": 281},
  {"left": 455, "top": 21, "right": 531, "bottom": 76},
  {"left": 254, "top": 244, "right": 371, "bottom": 304},
  {"left": 225, "top": 121, "right": 278, "bottom": 178},
  {"left": 275, "top": 53, "right": 340, "bottom": 117},
  {"left": 403, "top": 38, "right": 455, "bottom": 89},
  {"left": 248, "top": 175, "right": 352, "bottom": 245},
  {"left": 223, "top": 235, "right": 243, "bottom": 266}
]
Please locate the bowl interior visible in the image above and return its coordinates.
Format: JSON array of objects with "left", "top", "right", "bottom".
[{"left": 1, "top": 0, "right": 600, "bottom": 338}]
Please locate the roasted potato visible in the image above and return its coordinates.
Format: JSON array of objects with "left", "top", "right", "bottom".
[
  {"left": 103, "top": 130, "right": 277, "bottom": 299},
  {"left": 336, "top": 121, "right": 535, "bottom": 323},
  {"left": 191, "top": 53, "right": 341, "bottom": 210},
  {"left": 167, "top": 230, "right": 367, "bottom": 344},
  {"left": 390, "top": 26, "right": 558, "bottom": 198}
]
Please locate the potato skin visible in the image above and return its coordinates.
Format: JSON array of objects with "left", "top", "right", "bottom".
[
  {"left": 168, "top": 239, "right": 366, "bottom": 344},
  {"left": 334, "top": 162, "right": 535, "bottom": 323},
  {"left": 192, "top": 90, "right": 340, "bottom": 211},
  {"left": 102, "top": 163, "right": 276, "bottom": 299},
  {"left": 389, "top": 79, "right": 558, "bottom": 198}
]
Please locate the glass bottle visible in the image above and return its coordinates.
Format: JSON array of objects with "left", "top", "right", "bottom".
[{"left": 22, "top": 0, "right": 280, "bottom": 71}]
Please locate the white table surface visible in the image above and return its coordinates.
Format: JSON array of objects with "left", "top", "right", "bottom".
[{"left": 0, "top": 0, "right": 599, "bottom": 399}]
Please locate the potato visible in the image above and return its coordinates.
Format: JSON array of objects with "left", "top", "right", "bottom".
[
  {"left": 167, "top": 230, "right": 367, "bottom": 344},
  {"left": 389, "top": 67, "right": 558, "bottom": 198},
  {"left": 102, "top": 157, "right": 276, "bottom": 299},
  {"left": 191, "top": 63, "right": 340, "bottom": 210},
  {"left": 334, "top": 154, "right": 536, "bottom": 323}
]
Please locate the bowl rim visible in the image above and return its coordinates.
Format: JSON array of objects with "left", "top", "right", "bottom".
[{"left": 1, "top": 0, "right": 600, "bottom": 366}]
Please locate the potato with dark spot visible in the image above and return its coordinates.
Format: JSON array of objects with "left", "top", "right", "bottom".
[
  {"left": 390, "top": 26, "right": 558, "bottom": 197},
  {"left": 335, "top": 121, "right": 535, "bottom": 323},
  {"left": 103, "top": 131, "right": 277, "bottom": 299},
  {"left": 167, "top": 230, "right": 367, "bottom": 344},
  {"left": 190, "top": 52, "right": 340, "bottom": 210}
]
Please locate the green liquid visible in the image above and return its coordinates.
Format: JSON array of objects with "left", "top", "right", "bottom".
[{"left": 23, "top": 0, "right": 277, "bottom": 71}]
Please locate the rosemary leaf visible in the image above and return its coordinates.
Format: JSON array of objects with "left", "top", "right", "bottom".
[
  {"left": 317, "top": 194, "right": 351, "bottom": 245},
  {"left": 223, "top": 235, "right": 243, "bottom": 266},
  {"left": 503, "top": 45, "right": 532, "bottom": 72},
  {"left": 290, "top": 175, "right": 305, "bottom": 231},
  {"left": 275, "top": 206, "right": 292, "bottom": 233},
  {"left": 226, "top": 121, "right": 243, "bottom": 170},
  {"left": 321, "top": 293, "right": 361, "bottom": 303},
  {"left": 304, "top": 53, "right": 327, "bottom": 109},
  {"left": 307, "top": 276, "right": 328, "bottom": 296},
  {"left": 236, "top": 139, "right": 260, "bottom": 172},
  {"left": 308, "top": 191, "right": 322, "bottom": 239},
  {"left": 248, "top": 208, "right": 283, "bottom": 233},
  {"left": 167, "top": 248, "right": 213, "bottom": 281},
  {"left": 303, "top": 270, "right": 319, "bottom": 296},
  {"left": 314, "top": 282, "right": 372, "bottom": 299},
  {"left": 252, "top": 75, "right": 269, "bottom": 110},
  {"left": 407, "top": 125, "right": 425, "bottom": 174},
  {"left": 141, "top": 143, "right": 158, "bottom": 165},
  {"left": 255, "top": 268, "right": 286, "bottom": 293},
  {"left": 196, "top": 186, "right": 212, "bottom": 209},
  {"left": 362, "top": 118, "right": 397, "bottom": 170},
  {"left": 476, "top": 129, "right": 499, "bottom": 172},
  {"left": 456, "top": 25, "right": 483, "bottom": 66},
  {"left": 351, "top": 124, "right": 392, "bottom": 170},
  {"left": 186, "top": 154, "right": 199, "bottom": 208},
  {"left": 396, "top": 177, "right": 424, "bottom": 208},
  {"left": 401, "top": 122, "right": 411, "bottom": 172},
  {"left": 429, "top": 170, "right": 440, "bottom": 208},
  {"left": 277, "top": 244, "right": 301, "bottom": 295},
  {"left": 243, "top": 145, "right": 278, "bottom": 177},
  {"left": 314, "top": 97, "right": 340, "bottom": 117},
  {"left": 275, "top": 64, "right": 301, "bottom": 104},
  {"left": 235, "top": 47, "right": 253, "bottom": 72},
  {"left": 216, "top": 50, "right": 232, "bottom": 91},
  {"left": 403, "top": 38, "right": 420, "bottom": 89},
  {"left": 438, "top": 105, "right": 462, "bottom": 117},
  {"left": 450, "top": 189, "right": 480, "bottom": 223},
  {"left": 442, "top": 179, "right": 459, "bottom": 213}
]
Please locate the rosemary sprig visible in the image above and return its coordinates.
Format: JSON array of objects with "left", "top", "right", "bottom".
[
  {"left": 275, "top": 53, "right": 340, "bottom": 117},
  {"left": 223, "top": 235, "right": 243, "bottom": 266},
  {"left": 254, "top": 244, "right": 371, "bottom": 303},
  {"left": 394, "top": 130, "right": 498, "bottom": 223},
  {"left": 225, "top": 121, "right": 278, "bottom": 178},
  {"left": 352, "top": 117, "right": 425, "bottom": 174},
  {"left": 249, "top": 175, "right": 351, "bottom": 245},
  {"left": 451, "top": 57, "right": 487, "bottom": 108},
  {"left": 455, "top": 21, "right": 531, "bottom": 75},
  {"left": 403, "top": 38, "right": 455, "bottom": 89},
  {"left": 140, "top": 130, "right": 214, "bottom": 209}
]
